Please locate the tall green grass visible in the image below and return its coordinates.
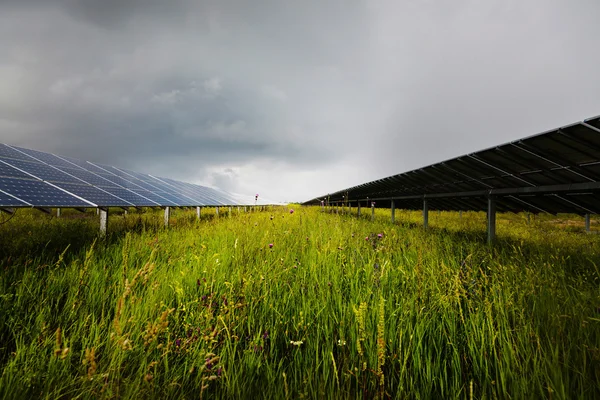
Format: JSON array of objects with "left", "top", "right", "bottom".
[{"left": 0, "top": 206, "right": 598, "bottom": 399}]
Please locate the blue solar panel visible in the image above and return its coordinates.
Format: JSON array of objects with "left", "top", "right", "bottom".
[
  {"left": 0, "top": 190, "right": 30, "bottom": 207},
  {"left": 58, "top": 156, "right": 109, "bottom": 174},
  {"left": 0, "top": 178, "right": 94, "bottom": 207},
  {"left": 93, "top": 172, "right": 146, "bottom": 190},
  {"left": 54, "top": 167, "right": 117, "bottom": 187},
  {"left": 99, "top": 186, "right": 159, "bottom": 206},
  {"left": 0, "top": 144, "right": 36, "bottom": 161},
  {"left": 1, "top": 158, "right": 86, "bottom": 184},
  {"left": 0, "top": 144, "right": 266, "bottom": 208},
  {"left": 53, "top": 183, "right": 133, "bottom": 207},
  {"left": 129, "top": 189, "right": 179, "bottom": 206},
  {"left": 10, "top": 146, "right": 78, "bottom": 168},
  {"left": 0, "top": 159, "right": 35, "bottom": 179}
]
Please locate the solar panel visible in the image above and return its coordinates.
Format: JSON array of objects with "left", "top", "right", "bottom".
[
  {"left": 0, "top": 143, "right": 272, "bottom": 209},
  {"left": 129, "top": 189, "right": 179, "bottom": 206},
  {"left": 305, "top": 115, "right": 600, "bottom": 215},
  {"left": 52, "top": 182, "right": 133, "bottom": 207},
  {"left": 97, "top": 186, "right": 158, "bottom": 207},
  {"left": 0, "top": 144, "right": 36, "bottom": 161},
  {"left": 0, "top": 190, "right": 30, "bottom": 207},
  {"left": 0, "top": 159, "right": 35, "bottom": 180},
  {"left": 0, "top": 158, "right": 86, "bottom": 185},
  {"left": 0, "top": 178, "right": 94, "bottom": 207},
  {"left": 10, "top": 145, "right": 80, "bottom": 168}
]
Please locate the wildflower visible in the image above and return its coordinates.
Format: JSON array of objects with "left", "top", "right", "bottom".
[
  {"left": 365, "top": 237, "right": 369, "bottom": 241},
  {"left": 197, "top": 279, "right": 201, "bottom": 286},
  {"left": 206, "top": 358, "right": 213, "bottom": 370},
  {"left": 175, "top": 339, "right": 181, "bottom": 347},
  {"left": 269, "top": 243, "right": 274, "bottom": 249},
  {"left": 377, "top": 233, "right": 383, "bottom": 238},
  {"left": 262, "top": 330, "right": 269, "bottom": 340},
  {"left": 290, "top": 340, "right": 303, "bottom": 346},
  {"left": 374, "top": 263, "right": 380, "bottom": 269},
  {"left": 306, "top": 237, "right": 309, "bottom": 240},
  {"left": 289, "top": 209, "right": 294, "bottom": 214},
  {"left": 337, "top": 339, "right": 346, "bottom": 346},
  {"left": 216, "top": 366, "right": 222, "bottom": 377}
]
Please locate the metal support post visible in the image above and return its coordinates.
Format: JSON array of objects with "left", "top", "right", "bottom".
[
  {"left": 459, "top": 210, "right": 462, "bottom": 221},
  {"left": 391, "top": 200, "right": 395, "bottom": 223},
  {"left": 164, "top": 206, "right": 170, "bottom": 227},
  {"left": 371, "top": 203, "right": 375, "bottom": 221},
  {"left": 216, "top": 207, "right": 219, "bottom": 217},
  {"left": 56, "top": 208, "right": 61, "bottom": 218},
  {"left": 487, "top": 197, "right": 496, "bottom": 244},
  {"left": 527, "top": 212, "right": 530, "bottom": 225},
  {"left": 358, "top": 202, "right": 361, "bottom": 217},
  {"left": 124, "top": 209, "right": 128, "bottom": 215},
  {"left": 423, "top": 199, "right": 429, "bottom": 229},
  {"left": 585, "top": 213, "right": 591, "bottom": 233},
  {"left": 196, "top": 206, "right": 201, "bottom": 219},
  {"left": 99, "top": 208, "right": 108, "bottom": 236},
  {"left": 229, "top": 207, "right": 232, "bottom": 216}
]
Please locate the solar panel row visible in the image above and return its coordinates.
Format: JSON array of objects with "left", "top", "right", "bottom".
[
  {"left": 304, "top": 115, "right": 600, "bottom": 215},
  {"left": 0, "top": 143, "right": 261, "bottom": 209}
]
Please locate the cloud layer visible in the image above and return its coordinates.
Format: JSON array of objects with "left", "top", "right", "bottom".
[{"left": 2, "top": 0, "right": 600, "bottom": 202}]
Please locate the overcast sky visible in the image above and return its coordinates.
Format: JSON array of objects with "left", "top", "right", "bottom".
[{"left": 1, "top": 0, "right": 599, "bottom": 203}]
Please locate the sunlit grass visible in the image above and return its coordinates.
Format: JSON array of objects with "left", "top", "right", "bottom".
[{"left": 0, "top": 205, "right": 599, "bottom": 399}]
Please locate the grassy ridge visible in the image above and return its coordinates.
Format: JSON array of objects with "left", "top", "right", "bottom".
[{"left": 0, "top": 206, "right": 599, "bottom": 399}]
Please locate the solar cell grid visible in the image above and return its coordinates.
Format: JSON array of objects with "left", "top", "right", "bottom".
[
  {"left": 2, "top": 158, "right": 86, "bottom": 184},
  {"left": 99, "top": 186, "right": 158, "bottom": 206},
  {"left": 129, "top": 189, "right": 179, "bottom": 206},
  {"left": 0, "top": 144, "right": 35, "bottom": 161},
  {"left": 53, "top": 183, "right": 133, "bottom": 207},
  {"left": 0, "top": 178, "right": 93, "bottom": 207},
  {"left": 0, "top": 159, "right": 35, "bottom": 180},
  {"left": 10, "top": 146, "right": 78, "bottom": 168},
  {"left": 55, "top": 167, "right": 118, "bottom": 187},
  {"left": 0, "top": 190, "right": 29, "bottom": 206}
]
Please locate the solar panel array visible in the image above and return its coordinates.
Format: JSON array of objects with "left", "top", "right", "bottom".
[
  {"left": 304, "top": 115, "right": 600, "bottom": 215},
  {"left": 0, "top": 144, "right": 269, "bottom": 209}
]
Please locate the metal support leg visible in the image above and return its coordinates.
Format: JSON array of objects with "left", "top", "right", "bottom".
[
  {"left": 391, "top": 200, "right": 395, "bottom": 223},
  {"left": 216, "top": 207, "right": 219, "bottom": 217},
  {"left": 527, "top": 212, "right": 530, "bottom": 225},
  {"left": 164, "top": 206, "right": 170, "bottom": 227},
  {"left": 358, "top": 202, "right": 361, "bottom": 217},
  {"left": 423, "top": 199, "right": 429, "bottom": 229},
  {"left": 56, "top": 208, "right": 61, "bottom": 218},
  {"left": 585, "top": 213, "right": 591, "bottom": 233},
  {"left": 99, "top": 208, "right": 108, "bottom": 236},
  {"left": 196, "top": 206, "right": 201, "bottom": 219},
  {"left": 487, "top": 197, "right": 496, "bottom": 244},
  {"left": 371, "top": 204, "right": 375, "bottom": 221},
  {"left": 459, "top": 210, "right": 462, "bottom": 221}
]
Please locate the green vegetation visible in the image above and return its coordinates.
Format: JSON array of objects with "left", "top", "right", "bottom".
[{"left": 0, "top": 206, "right": 599, "bottom": 399}]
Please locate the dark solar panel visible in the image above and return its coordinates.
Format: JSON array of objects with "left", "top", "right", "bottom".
[
  {"left": 1, "top": 158, "right": 86, "bottom": 184},
  {"left": 305, "top": 115, "right": 600, "bottom": 215},
  {"left": 98, "top": 186, "right": 159, "bottom": 207},
  {"left": 10, "top": 146, "right": 79, "bottom": 168},
  {"left": 0, "top": 190, "right": 30, "bottom": 207},
  {"left": 129, "top": 189, "right": 179, "bottom": 206},
  {"left": 0, "top": 144, "right": 36, "bottom": 161},
  {"left": 53, "top": 183, "right": 133, "bottom": 207},
  {"left": 0, "top": 159, "right": 35, "bottom": 180},
  {"left": 0, "top": 178, "right": 93, "bottom": 207},
  {"left": 53, "top": 167, "right": 117, "bottom": 187}
]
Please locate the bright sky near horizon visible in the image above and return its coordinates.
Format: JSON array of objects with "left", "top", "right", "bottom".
[{"left": 1, "top": 0, "right": 599, "bottom": 203}]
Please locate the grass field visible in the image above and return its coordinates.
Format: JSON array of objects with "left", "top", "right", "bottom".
[{"left": 0, "top": 206, "right": 599, "bottom": 399}]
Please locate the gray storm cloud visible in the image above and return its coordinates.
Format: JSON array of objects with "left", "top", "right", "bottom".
[{"left": 1, "top": 0, "right": 599, "bottom": 202}]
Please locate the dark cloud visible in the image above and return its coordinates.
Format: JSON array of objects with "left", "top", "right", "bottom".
[{"left": 1, "top": 0, "right": 599, "bottom": 202}]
